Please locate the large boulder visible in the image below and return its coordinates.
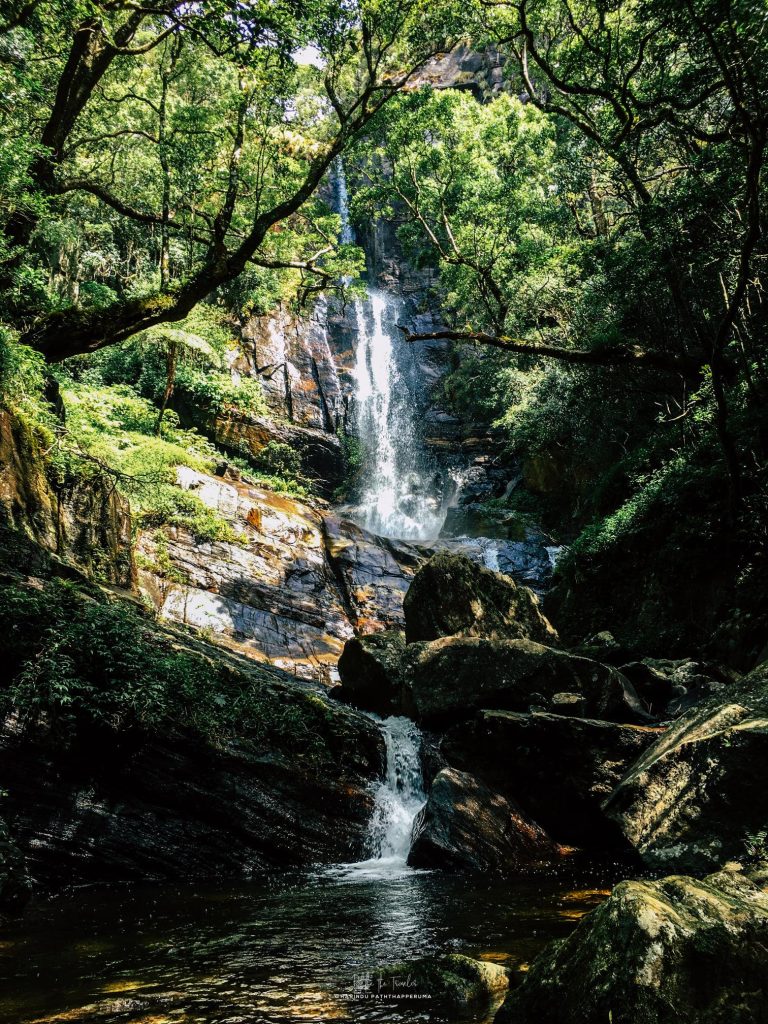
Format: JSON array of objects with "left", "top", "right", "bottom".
[
  {"left": 407, "top": 767, "right": 563, "bottom": 874},
  {"left": 443, "top": 710, "right": 663, "bottom": 847},
  {"left": 335, "top": 630, "right": 407, "bottom": 716},
  {"left": 619, "top": 657, "right": 734, "bottom": 719},
  {"left": 403, "top": 550, "right": 557, "bottom": 645},
  {"left": 605, "top": 694, "right": 768, "bottom": 872},
  {"left": 403, "top": 637, "right": 650, "bottom": 726},
  {"left": 371, "top": 954, "right": 508, "bottom": 1014},
  {"left": 498, "top": 869, "right": 768, "bottom": 1024}
]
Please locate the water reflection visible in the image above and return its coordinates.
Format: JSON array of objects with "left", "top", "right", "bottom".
[{"left": 0, "top": 870, "right": 613, "bottom": 1024}]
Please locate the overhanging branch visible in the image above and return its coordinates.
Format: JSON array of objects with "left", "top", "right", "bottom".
[{"left": 398, "top": 326, "right": 704, "bottom": 379}]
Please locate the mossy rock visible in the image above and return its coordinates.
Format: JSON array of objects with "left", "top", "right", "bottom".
[
  {"left": 373, "top": 954, "right": 508, "bottom": 1014},
  {"left": 403, "top": 550, "right": 558, "bottom": 645},
  {"left": 498, "top": 869, "right": 768, "bottom": 1024},
  {"left": 335, "top": 630, "right": 407, "bottom": 715}
]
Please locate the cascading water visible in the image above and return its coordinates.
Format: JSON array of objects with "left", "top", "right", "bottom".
[
  {"left": 335, "top": 159, "right": 446, "bottom": 542},
  {"left": 368, "top": 716, "right": 426, "bottom": 861},
  {"left": 338, "top": 715, "right": 426, "bottom": 879}
]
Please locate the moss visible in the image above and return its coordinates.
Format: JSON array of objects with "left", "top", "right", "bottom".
[
  {"left": 135, "top": 532, "right": 190, "bottom": 584},
  {"left": 374, "top": 955, "right": 508, "bottom": 1011}
]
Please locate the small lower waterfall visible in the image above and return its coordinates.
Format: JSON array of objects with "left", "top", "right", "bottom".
[
  {"left": 367, "top": 716, "right": 426, "bottom": 861},
  {"left": 338, "top": 716, "right": 426, "bottom": 878}
]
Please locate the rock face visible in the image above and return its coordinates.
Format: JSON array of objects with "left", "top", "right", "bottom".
[
  {"left": 137, "top": 469, "right": 354, "bottom": 683},
  {"left": 0, "top": 409, "right": 132, "bottom": 586},
  {"left": 605, "top": 689, "right": 768, "bottom": 872},
  {"left": 138, "top": 473, "right": 432, "bottom": 683},
  {"left": 373, "top": 954, "right": 508, "bottom": 1013},
  {"left": 498, "top": 869, "right": 768, "bottom": 1024},
  {"left": 403, "top": 637, "right": 650, "bottom": 726},
  {"left": 403, "top": 550, "right": 557, "bottom": 645},
  {"left": 214, "top": 413, "right": 344, "bottom": 498},
  {"left": 336, "top": 630, "right": 406, "bottom": 716},
  {"left": 443, "top": 711, "right": 663, "bottom": 847},
  {"left": 408, "top": 767, "right": 562, "bottom": 874},
  {"left": 322, "top": 514, "right": 426, "bottom": 633},
  {"left": 0, "top": 664, "right": 384, "bottom": 888},
  {"left": 237, "top": 303, "right": 349, "bottom": 433}
]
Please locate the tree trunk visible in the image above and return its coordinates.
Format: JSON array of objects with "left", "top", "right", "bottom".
[{"left": 155, "top": 342, "right": 179, "bottom": 435}]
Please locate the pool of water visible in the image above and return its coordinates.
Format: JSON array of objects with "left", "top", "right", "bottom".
[{"left": 0, "top": 865, "right": 613, "bottom": 1024}]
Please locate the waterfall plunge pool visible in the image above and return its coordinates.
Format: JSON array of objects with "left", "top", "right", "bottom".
[
  {"left": 0, "top": 716, "right": 615, "bottom": 1024},
  {"left": 0, "top": 871, "right": 613, "bottom": 1024}
]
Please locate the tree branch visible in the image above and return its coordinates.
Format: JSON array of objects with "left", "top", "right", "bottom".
[{"left": 398, "top": 326, "right": 704, "bottom": 379}]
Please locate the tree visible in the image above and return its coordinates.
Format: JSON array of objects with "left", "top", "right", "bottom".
[
  {"left": 1, "top": 0, "right": 461, "bottom": 362},
  {"left": 133, "top": 326, "right": 221, "bottom": 434},
  {"left": 374, "top": 0, "right": 767, "bottom": 504}
]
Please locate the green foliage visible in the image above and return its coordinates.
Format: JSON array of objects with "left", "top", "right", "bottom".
[
  {"left": 69, "top": 303, "right": 269, "bottom": 420},
  {"left": 0, "top": 579, "right": 336, "bottom": 762},
  {"left": 743, "top": 830, "right": 768, "bottom": 863},
  {"left": 135, "top": 532, "right": 189, "bottom": 585},
  {"left": 253, "top": 440, "right": 302, "bottom": 480},
  {"left": 173, "top": 366, "right": 268, "bottom": 418},
  {"left": 0, "top": 330, "right": 49, "bottom": 421},
  {"left": 333, "top": 429, "right": 365, "bottom": 501},
  {"left": 54, "top": 383, "right": 245, "bottom": 543}
]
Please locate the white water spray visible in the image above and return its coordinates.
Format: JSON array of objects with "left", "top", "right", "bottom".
[
  {"left": 367, "top": 716, "right": 426, "bottom": 861},
  {"left": 335, "top": 160, "right": 446, "bottom": 542},
  {"left": 335, "top": 716, "right": 426, "bottom": 879}
]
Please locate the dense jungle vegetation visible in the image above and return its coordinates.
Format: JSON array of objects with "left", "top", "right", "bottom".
[{"left": 1, "top": 0, "right": 767, "bottom": 661}]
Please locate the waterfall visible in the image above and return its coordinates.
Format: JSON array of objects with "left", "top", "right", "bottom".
[
  {"left": 367, "top": 716, "right": 426, "bottom": 862},
  {"left": 334, "top": 159, "right": 446, "bottom": 542},
  {"left": 333, "top": 715, "right": 426, "bottom": 879}
]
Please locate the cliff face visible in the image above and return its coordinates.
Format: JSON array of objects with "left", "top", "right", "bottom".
[
  {"left": 136, "top": 466, "right": 427, "bottom": 683},
  {"left": 0, "top": 409, "right": 132, "bottom": 586},
  {"left": 0, "top": 416, "right": 387, "bottom": 891}
]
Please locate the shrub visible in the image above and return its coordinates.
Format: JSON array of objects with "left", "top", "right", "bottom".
[{"left": 253, "top": 440, "right": 302, "bottom": 479}]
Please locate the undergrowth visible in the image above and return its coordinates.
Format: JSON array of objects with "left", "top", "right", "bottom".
[{"left": 0, "top": 579, "right": 338, "bottom": 764}]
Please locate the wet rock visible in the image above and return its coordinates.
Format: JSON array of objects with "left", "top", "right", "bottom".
[
  {"left": 604, "top": 688, "right": 768, "bottom": 872},
  {"left": 443, "top": 710, "right": 662, "bottom": 847},
  {"left": 322, "top": 514, "right": 426, "bottom": 633},
  {"left": 22, "top": 991, "right": 187, "bottom": 1023},
  {"left": 403, "top": 637, "right": 650, "bottom": 726},
  {"left": 238, "top": 304, "right": 349, "bottom": 433},
  {"left": 619, "top": 657, "right": 734, "bottom": 718},
  {"left": 137, "top": 470, "right": 354, "bottom": 683},
  {"left": 408, "top": 767, "right": 562, "bottom": 874},
  {"left": 403, "top": 550, "right": 557, "bottom": 645},
  {"left": 336, "top": 630, "right": 407, "bottom": 716},
  {"left": 372, "top": 953, "right": 508, "bottom": 1013},
  {"left": 497, "top": 869, "right": 768, "bottom": 1024},
  {"left": 0, "top": 815, "right": 31, "bottom": 917}
]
